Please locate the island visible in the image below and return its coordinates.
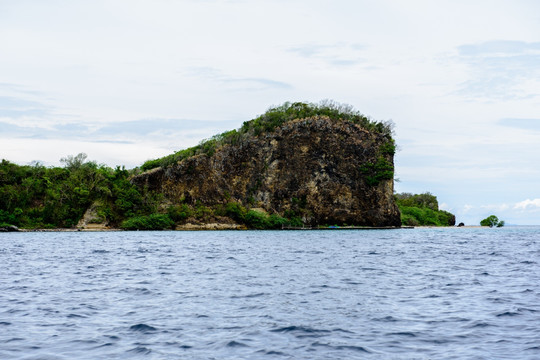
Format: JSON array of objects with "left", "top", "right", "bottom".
[{"left": 0, "top": 101, "right": 456, "bottom": 230}]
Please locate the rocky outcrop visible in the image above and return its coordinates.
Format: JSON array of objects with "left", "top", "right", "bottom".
[
  {"left": 0, "top": 225, "right": 19, "bottom": 232},
  {"left": 132, "top": 115, "right": 401, "bottom": 227},
  {"left": 76, "top": 201, "right": 110, "bottom": 230}
]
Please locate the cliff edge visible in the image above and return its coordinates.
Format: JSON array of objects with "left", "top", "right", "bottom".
[{"left": 133, "top": 102, "right": 401, "bottom": 228}]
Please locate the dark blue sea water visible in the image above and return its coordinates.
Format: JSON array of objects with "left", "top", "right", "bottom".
[{"left": 1, "top": 228, "right": 539, "bottom": 359}]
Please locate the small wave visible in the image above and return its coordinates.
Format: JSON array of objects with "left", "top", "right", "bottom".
[
  {"left": 257, "top": 349, "right": 287, "bottom": 356},
  {"left": 67, "top": 313, "right": 87, "bottom": 319},
  {"left": 270, "top": 325, "right": 330, "bottom": 338},
  {"left": 496, "top": 311, "right": 520, "bottom": 317},
  {"left": 122, "top": 287, "right": 152, "bottom": 295},
  {"left": 221, "top": 326, "right": 243, "bottom": 330},
  {"left": 270, "top": 325, "right": 328, "bottom": 333},
  {"left": 312, "top": 341, "right": 371, "bottom": 353},
  {"left": 70, "top": 339, "right": 99, "bottom": 345},
  {"left": 342, "top": 278, "right": 362, "bottom": 285},
  {"left": 226, "top": 340, "right": 249, "bottom": 347},
  {"left": 421, "top": 338, "right": 453, "bottom": 345},
  {"left": 0, "top": 321, "right": 11, "bottom": 326},
  {"left": 92, "top": 249, "right": 110, "bottom": 254},
  {"left": 517, "top": 307, "right": 538, "bottom": 313},
  {"left": 467, "top": 321, "right": 492, "bottom": 328},
  {"left": 231, "top": 292, "right": 267, "bottom": 299},
  {"left": 387, "top": 331, "right": 417, "bottom": 337},
  {"left": 312, "top": 284, "right": 335, "bottom": 289},
  {"left": 129, "top": 323, "right": 157, "bottom": 333},
  {"left": 4, "top": 337, "right": 24, "bottom": 343},
  {"left": 128, "top": 346, "right": 152, "bottom": 354},
  {"left": 372, "top": 316, "right": 400, "bottom": 322},
  {"left": 332, "top": 328, "right": 354, "bottom": 334}
]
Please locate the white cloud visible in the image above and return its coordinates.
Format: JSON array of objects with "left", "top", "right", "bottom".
[
  {"left": 288, "top": 43, "right": 367, "bottom": 67},
  {"left": 463, "top": 205, "right": 474, "bottom": 213},
  {"left": 480, "top": 203, "right": 510, "bottom": 212},
  {"left": 456, "top": 40, "right": 540, "bottom": 101},
  {"left": 514, "top": 199, "right": 540, "bottom": 210}
]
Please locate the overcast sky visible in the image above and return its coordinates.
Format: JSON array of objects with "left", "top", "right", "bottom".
[{"left": 1, "top": 0, "right": 540, "bottom": 225}]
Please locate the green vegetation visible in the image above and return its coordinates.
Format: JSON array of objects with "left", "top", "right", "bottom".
[
  {"left": 0, "top": 155, "right": 298, "bottom": 230},
  {"left": 395, "top": 192, "right": 456, "bottom": 226},
  {"left": 360, "top": 157, "right": 394, "bottom": 186},
  {"left": 218, "top": 201, "right": 289, "bottom": 229},
  {"left": 480, "top": 215, "right": 505, "bottom": 228},
  {"left": 121, "top": 214, "right": 175, "bottom": 230},
  {"left": 0, "top": 156, "right": 161, "bottom": 229},
  {"left": 141, "top": 100, "right": 394, "bottom": 171}
]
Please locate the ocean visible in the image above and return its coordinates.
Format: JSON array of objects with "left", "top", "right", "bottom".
[{"left": 1, "top": 227, "right": 539, "bottom": 359}]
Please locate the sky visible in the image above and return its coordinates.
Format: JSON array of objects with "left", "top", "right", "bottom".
[{"left": 1, "top": 0, "right": 540, "bottom": 225}]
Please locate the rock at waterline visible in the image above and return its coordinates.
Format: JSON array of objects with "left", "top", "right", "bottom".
[{"left": 0, "top": 225, "right": 19, "bottom": 232}]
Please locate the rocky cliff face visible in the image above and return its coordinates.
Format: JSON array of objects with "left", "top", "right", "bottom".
[{"left": 132, "top": 115, "right": 401, "bottom": 227}]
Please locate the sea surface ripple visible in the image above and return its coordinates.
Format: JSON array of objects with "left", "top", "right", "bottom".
[{"left": 1, "top": 227, "right": 539, "bottom": 359}]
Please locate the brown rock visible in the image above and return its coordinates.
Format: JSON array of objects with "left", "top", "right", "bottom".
[{"left": 132, "top": 115, "right": 401, "bottom": 227}]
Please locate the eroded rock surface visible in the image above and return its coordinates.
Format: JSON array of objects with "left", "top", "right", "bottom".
[{"left": 133, "top": 115, "right": 401, "bottom": 227}]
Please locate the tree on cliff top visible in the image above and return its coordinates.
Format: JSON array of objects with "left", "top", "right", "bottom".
[
  {"left": 141, "top": 100, "right": 394, "bottom": 171},
  {"left": 241, "top": 100, "right": 394, "bottom": 138}
]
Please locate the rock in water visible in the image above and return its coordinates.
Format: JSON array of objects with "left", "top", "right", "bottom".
[
  {"left": 0, "top": 225, "right": 19, "bottom": 232},
  {"left": 133, "top": 113, "right": 401, "bottom": 227}
]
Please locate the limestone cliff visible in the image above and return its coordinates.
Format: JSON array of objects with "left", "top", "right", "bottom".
[{"left": 132, "top": 104, "right": 401, "bottom": 228}]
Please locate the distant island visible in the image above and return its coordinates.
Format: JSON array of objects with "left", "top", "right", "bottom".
[{"left": 0, "top": 101, "right": 455, "bottom": 231}]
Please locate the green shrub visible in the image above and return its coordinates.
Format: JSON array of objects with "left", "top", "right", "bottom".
[
  {"left": 268, "top": 214, "right": 288, "bottom": 228},
  {"left": 167, "top": 204, "right": 191, "bottom": 222},
  {"left": 437, "top": 210, "right": 456, "bottom": 226},
  {"left": 221, "top": 201, "right": 290, "bottom": 229},
  {"left": 360, "top": 157, "right": 394, "bottom": 186},
  {"left": 140, "top": 158, "right": 162, "bottom": 171},
  {"left": 244, "top": 210, "right": 269, "bottom": 229},
  {"left": 121, "top": 214, "right": 174, "bottom": 230},
  {"left": 401, "top": 213, "right": 419, "bottom": 227},
  {"left": 139, "top": 101, "right": 394, "bottom": 171},
  {"left": 395, "top": 192, "right": 456, "bottom": 227},
  {"left": 194, "top": 203, "right": 213, "bottom": 221},
  {"left": 395, "top": 192, "right": 439, "bottom": 210},
  {"left": 380, "top": 139, "right": 396, "bottom": 155},
  {"left": 224, "top": 202, "right": 247, "bottom": 222}
]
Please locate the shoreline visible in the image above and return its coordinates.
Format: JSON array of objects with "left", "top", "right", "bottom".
[{"left": 6, "top": 225, "right": 496, "bottom": 232}]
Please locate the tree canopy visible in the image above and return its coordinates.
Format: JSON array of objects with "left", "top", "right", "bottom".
[
  {"left": 395, "top": 192, "right": 455, "bottom": 226},
  {"left": 480, "top": 215, "right": 505, "bottom": 227},
  {"left": 141, "top": 100, "right": 394, "bottom": 171}
]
